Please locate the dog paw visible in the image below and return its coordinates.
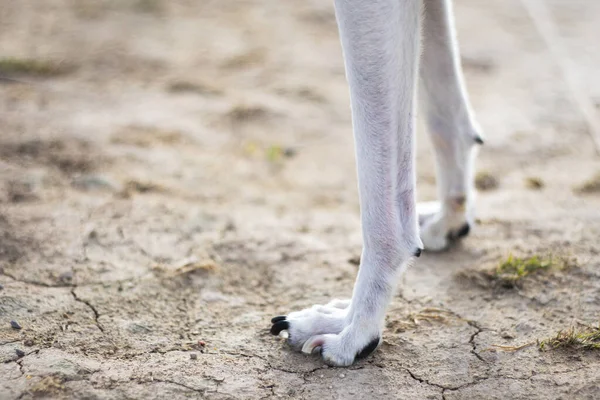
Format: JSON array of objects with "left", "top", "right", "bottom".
[
  {"left": 270, "top": 299, "right": 350, "bottom": 348},
  {"left": 418, "top": 200, "right": 472, "bottom": 251},
  {"left": 301, "top": 329, "right": 382, "bottom": 367},
  {"left": 270, "top": 299, "right": 381, "bottom": 366}
]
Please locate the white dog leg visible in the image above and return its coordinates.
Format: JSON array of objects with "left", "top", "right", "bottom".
[
  {"left": 418, "top": 0, "right": 483, "bottom": 251},
  {"left": 271, "top": 0, "right": 422, "bottom": 366}
]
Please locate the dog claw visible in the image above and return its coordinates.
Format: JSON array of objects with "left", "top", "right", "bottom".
[
  {"left": 446, "top": 223, "right": 470, "bottom": 242},
  {"left": 271, "top": 316, "right": 287, "bottom": 323},
  {"left": 302, "top": 336, "right": 326, "bottom": 354},
  {"left": 270, "top": 320, "right": 289, "bottom": 335},
  {"left": 455, "top": 223, "right": 470, "bottom": 238},
  {"left": 356, "top": 337, "right": 381, "bottom": 359}
]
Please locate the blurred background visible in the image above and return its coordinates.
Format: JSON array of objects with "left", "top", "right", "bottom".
[
  {"left": 1, "top": 1, "right": 600, "bottom": 399},
  {"left": 1, "top": 0, "right": 599, "bottom": 210}
]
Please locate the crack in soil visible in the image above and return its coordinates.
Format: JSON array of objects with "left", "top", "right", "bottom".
[
  {"left": 143, "top": 378, "right": 211, "bottom": 395},
  {"left": 399, "top": 316, "right": 493, "bottom": 396},
  {"left": 1, "top": 266, "right": 156, "bottom": 292},
  {"left": 467, "top": 320, "right": 488, "bottom": 364},
  {"left": 269, "top": 364, "right": 327, "bottom": 377},
  {"left": 138, "top": 372, "right": 226, "bottom": 396},
  {"left": 401, "top": 365, "right": 487, "bottom": 399},
  {"left": 4, "top": 348, "right": 41, "bottom": 394},
  {"left": 70, "top": 287, "right": 105, "bottom": 333},
  {"left": 437, "top": 366, "right": 593, "bottom": 399},
  {"left": 219, "top": 350, "right": 269, "bottom": 362},
  {"left": 15, "top": 358, "right": 25, "bottom": 377},
  {"left": 0, "top": 270, "right": 71, "bottom": 289},
  {"left": 0, "top": 339, "right": 22, "bottom": 346}
]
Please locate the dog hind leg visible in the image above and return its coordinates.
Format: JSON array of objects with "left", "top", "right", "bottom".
[{"left": 418, "top": 0, "right": 483, "bottom": 251}]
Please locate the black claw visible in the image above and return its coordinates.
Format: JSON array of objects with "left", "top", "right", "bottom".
[
  {"left": 474, "top": 136, "right": 484, "bottom": 145},
  {"left": 271, "top": 316, "right": 286, "bottom": 323},
  {"left": 456, "top": 223, "right": 471, "bottom": 238},
  {"left": 270, "top": 320, "right": 289, "bottom": 335},
  {"left": 356, "top": 337, "right": 381, "bottom": 360},
  {"left": 446, "top": 223, "right": 471, "bottom": 242},
  {"left": 414, "top": 248, "right": 423, "bottom": 258}
]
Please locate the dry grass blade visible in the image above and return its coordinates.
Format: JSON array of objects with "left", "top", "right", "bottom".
[
  {"left": 409, "top": 312, "right": 448, "bottom": 325},
  {"left": 539, "top": 325, "right": 600, "bottom": 351},
  {"left": 475, "top": 171, "right": 499, "bottom": 191},
  {"left": 575, "top": 172, "right": 600, "bottom": 194},
  {"left": 487, "top": 342, "right": 536, "bottom": 352},
  {"left": 171, "top": 259, "right": 219, "bottom": 277},
  {"left": 387, "top": 307, "right": 459, "bottom": 333},
  {"left": 30, "top": 376, "right": 65, "bottom": 396},
  {"left": 410, "top": 308, "right": 455, "bottom": 324},
  {"left": 525, "top": 176, "right": 544, "bottom": 190},
  {"left": 153, "top": 255, "right": 219, "bottom": 278}
]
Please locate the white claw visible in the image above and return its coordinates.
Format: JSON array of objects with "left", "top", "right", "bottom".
[
  {"left": 301, "top": 341, "right": 316, "bottom": 354},
  {"left": 302, "top": 336, "right": 325, "bottom": 354}
]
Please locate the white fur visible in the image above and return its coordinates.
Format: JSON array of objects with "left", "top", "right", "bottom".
[
  {"left": 418, "top": 0, "right": 481, "bottom": 250},
  {"left": 272, "top": 0, "right": 480, "bottom": 366}
]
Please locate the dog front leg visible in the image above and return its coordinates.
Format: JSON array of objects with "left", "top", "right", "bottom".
[{"left": 270, "top": 0, "right": 422, "bottom": 366}]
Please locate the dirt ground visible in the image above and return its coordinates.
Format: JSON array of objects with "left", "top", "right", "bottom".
[{"left": 1, "top": 0, "right": 600, "bottom": 399}]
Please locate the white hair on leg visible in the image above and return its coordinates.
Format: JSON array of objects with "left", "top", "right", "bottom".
[
  {"left": 271, "top": 0, "right": 423, "bottom": 366},
  {"left": 418, "top": 0, "right": 482, "bottom": 251}
]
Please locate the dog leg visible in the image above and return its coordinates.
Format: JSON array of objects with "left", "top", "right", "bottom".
[
  {"left": 270, "top": 0, "right": 422, "bottom": 366},
  {"left": 418, "top": 0, "right": 483, "bottom": 251}
]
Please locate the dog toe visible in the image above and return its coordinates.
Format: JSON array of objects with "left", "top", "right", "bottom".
[{"left": 270, "top": 319, "right": 289, "bottom": 335}]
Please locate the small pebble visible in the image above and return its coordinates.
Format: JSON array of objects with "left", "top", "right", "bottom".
[
  {"left": 10, "top": 320, "right": 22, "bottom": 330},
  {"left": 71, "top": 175, "right": 118, "bottom": 192},
  {"left": 283, "top": 147, "right": 297, "bottom": 158},
  {"left": 348, "top": 255, "right": 361, "bottom": 266},
  {"left": 58, "top": 271, "right": 73, "bottom": 283},
  {"left": 319, "top": 374, "right": 324, "bottom": 378},
  {"left": 15, "top": 349, "right": 25, "bottom": 358},
  {"left": 24, "top": 339, "right": 34, "bottom": 347},
  {"left": 328, "top": 385, "right": 333, "bottom": 389},
  {"left": 0, "top": 283, "right": 4, "bottom": 290},
  {"left": 339, "top": 373, "right": 345, "bottom": 378},
  {"left": 190, "top": 353, "right": 198, "bottom": 360},
  {"left": 500, "top": 331, "right": 515, "bottom": 340}
]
